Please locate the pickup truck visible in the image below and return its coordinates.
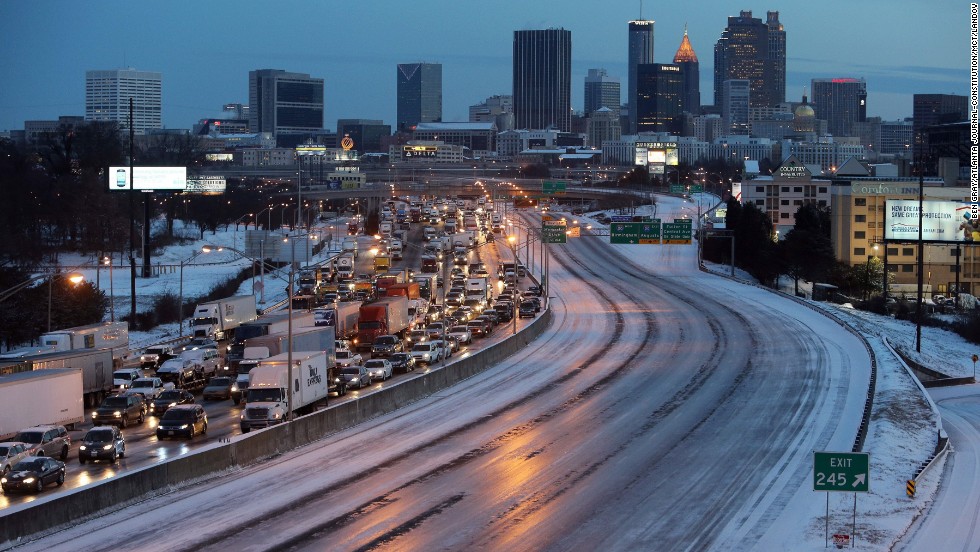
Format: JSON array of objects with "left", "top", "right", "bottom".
[{"left": 124, "top": 377, "right": 173, "bottom": 401}]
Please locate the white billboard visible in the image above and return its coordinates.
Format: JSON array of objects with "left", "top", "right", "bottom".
[
  {"left": 885, "top": 200, "right": 966, "bottom": 242},
  {"left": 109, "top": 166, "right": 187, "bottom": 191}
]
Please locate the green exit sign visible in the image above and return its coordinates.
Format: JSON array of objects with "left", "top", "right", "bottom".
[
  {"left": 813, "top": 451, "right": 869, "bottom": 493},
  {"left": 669, "top": 184, "right": 685, "bottom": 194},
  {"left": 542, "top": 181, "right": 567, "bottom": 194},
  {"left": 542, "top": 222, "right": 567, "bottom": 243}
]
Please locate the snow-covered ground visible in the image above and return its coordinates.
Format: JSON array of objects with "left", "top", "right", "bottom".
[
  {"left": 13, "top": 194, "right": 980, "bottom": 550},
  {"left": 568, "top": 193, "right": 979, "bottom": 549}
]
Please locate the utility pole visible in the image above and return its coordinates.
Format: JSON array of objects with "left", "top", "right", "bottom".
[{"left": 128, "top": 98, "right": 137, "bottom": 327}]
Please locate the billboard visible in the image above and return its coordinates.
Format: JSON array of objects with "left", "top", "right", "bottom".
[
  {"left": 185, "top": 176, "right": 227, "bottom": 194},
  {"left": 402, "top": 145, "right": 438, "bottom": 159},
  {"left": 634, "top": 141, "right": 679, "bottom": 168},
  {"left": 885, "top": 200, "right": 968, "bottom": 243},
  {"left": 109, "top": 167, "right": 186, "bottom": 191}
]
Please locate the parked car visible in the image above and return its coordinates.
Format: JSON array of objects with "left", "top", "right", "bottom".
[
  {"left": 92, "top": 394, "right": 146, "bottom": 427},
  {"left": 339, "top": 366, "right": 372, "bottom": 389},
  {"left": 447, "top": 325, "right": 473, "bottom": 345},
  {"left": 13, "top": 426, "right": 70, "bottom": 460},
  {"left": 336, "top": 349, "right": 363, "bottom": 368},
  {"left": 0, "top": 443, "right": 30, "bottom": 476},
  {"left": 364, "top": 359, "right": 393, "bottom": 382},
  {"left": 202, "top": 376, "right": 236, "bottom": 401},
  {"left": 371, "top": 335, "right": 403, "bottom": 358},
  {"left": 0, "top": 456, "right": 65, "bottom": 494},
  {"left": 156, "top": 404, "right": 208, "bottom": 439},
  {"left": 148, "top": 389, "right": 195, "bottom": 415},
  {"left": 389, "top": 352, "right": 416, "bottom": 373},
  {"left": 78, "top": 426, "right": 125, "bottom": 464}
]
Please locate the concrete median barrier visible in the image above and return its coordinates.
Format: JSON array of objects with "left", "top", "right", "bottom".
[{"left": 0, "top": 309, "right": 552, "bottom": 544}]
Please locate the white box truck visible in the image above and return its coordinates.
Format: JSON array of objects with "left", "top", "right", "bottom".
[
  {"left": 342, "top": 237, "right": 359, "bottom": 259},
  {"left": 0, "top": 348, "right": 115, "bottom": 407},
  {"left": 336, "top": 254, "right": 355, "bottom": 280},
  {"left": 190, "top": 295, "right": 258, "bottom": 340},
  {"left": 33, "top": 321, "right": 129, "bottom": 364},
  {"left": 225, "top": 312, "right": 315, "bottom": 371},
  {"left": 232, "top": 325, "right": 335, "bottom": 404},
  {"left": 0, "top": 369, "right": 85, "bottom": 440},
  {"left": 239, "top": 350, "right": 330, "bottom": 432}
]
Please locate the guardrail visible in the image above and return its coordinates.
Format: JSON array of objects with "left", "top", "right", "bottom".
[{"left": 0, "top": 307, "right": 553, "bottom": 542}]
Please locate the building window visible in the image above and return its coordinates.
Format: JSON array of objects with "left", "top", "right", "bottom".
[
  {"left": 902, "top": 265, "right": 914, "bottom": 273},
  {"left": 780, "top": 199, "right": 789, "bottom": 205},
  {"left": 818, "top": 200, "right": 827, "bottom": 207},
  {"left": 854, "top": 198, "right": 867, "bottom": 206},
  {"left": 781, "top": 186, "right": 790, "bottom": 192},
  {"left": 886, "top": 264, "right": 898, "bottom": 273},
  {"left": 855, "top": 214, "right": 866, "bottom": 222},
  {"left": 854, "top": 231, "right": 866, "bottom": 239},
  {"left": 887, "top": 247, "right": 899, "bottom": 255},
  {"left": 878, "top": 222, "right": 884, "bottom": 228},
  {"left": 854, "top": 247, "right": 866, "bottom": 256},
  {"left": 756, "top": 186, "right": 764, "bottom": 192},
  {"left": 780, "top": 212, "right": 789, "bottom": 219},
  {"left": 902, "top": 248, "right": 914, "bottom": 256},
  {"left": 755, "top": 199, "right": 764, "bottom": 206},
  {"left": 819, "top": 187, "right": 827, "bottom": 193},
  {"left": 793, "top": 200, "right": 802, "bottom": 206},
  {"left": 793, "top": 186, "right": 803, "bottom": 193}
]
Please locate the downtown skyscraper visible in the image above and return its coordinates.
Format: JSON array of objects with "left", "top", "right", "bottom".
[
  {"left": 713, "top": 10, "right": 785, "bottom": 108},
  {"left": 627, "top": 20, "right": 655, "bottom": 133},
  {"left": 85, "top": 68, "right": 162, "bottom": 135},
  {"left": 811, "top": 77, "right": 867, "bottom": 137},
  {"left": 248, "top": 69, "right": 324, "bottom": 147},
  {"left": 584, "top": 69, "right": 621, "bottom": 115},
  {"left": 396, "top": 62, "right": 442, "bottom": 132},
  {"left": 672, "top": 26, "right": 701, "bottom": 115},
  {"left": 513, "top": 29, "right": 572, "bottom": 131}
]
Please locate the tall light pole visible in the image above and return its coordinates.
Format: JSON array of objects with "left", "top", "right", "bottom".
[
  {"left": 103, "top": 255, "right": 115, "bottom": 322},
  {"left": 178, "top": 247, "right": 214, "bottom": 336}
]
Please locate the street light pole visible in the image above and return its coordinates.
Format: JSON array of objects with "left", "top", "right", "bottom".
[{"left": 104, "top": 255, "right": 115, "bottom": 322}]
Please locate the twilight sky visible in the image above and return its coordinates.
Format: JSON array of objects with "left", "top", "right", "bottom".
[{"left": 0, "top": 0, "right": 970, "bottom": 132}]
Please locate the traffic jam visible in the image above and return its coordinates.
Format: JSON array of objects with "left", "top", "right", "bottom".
[{"left": 0, "top": 192, "right": 545, "bottom": 505}]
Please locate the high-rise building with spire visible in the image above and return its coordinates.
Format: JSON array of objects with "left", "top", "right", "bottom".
[
  {"left": 628, "top": 19, "right": 655, "bottom": 133},
  {"left": 672, "top": 25, "right": 700, "bottom": 115}
]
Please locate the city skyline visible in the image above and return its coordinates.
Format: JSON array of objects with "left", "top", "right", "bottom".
[{"left": 0, "top": 1, "right": 969, "bottom": 133}]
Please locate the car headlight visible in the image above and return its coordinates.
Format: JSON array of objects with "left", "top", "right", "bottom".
[
  {"left": 79, "top": 445, "right": 87, "bottom": 451},
  {"left": 169, "top": 402, "right": 177, "bottom": 408},
  {"left": 103, "top": 444, "right": 113, "bottom": 451},
  {"left": 231, "top": 385, "right": 238, "bottom": 392},
  {"left": 92, "top": 412, "right": 99, "bottom": 418},
  {"left": 0, "top": 477, "right": 6, "bottom": 484},
  {"left": 113, "top": 411, "right": 122, "bottom": 417},
  {"left": 22, "top": 477, "right": 35, "bottom": 484},
  {"left": 179, "top": 424, "right": 189, "bottom": 430},
  {"left": 351, "top": 377, "right": 359, "bottom": 383}
]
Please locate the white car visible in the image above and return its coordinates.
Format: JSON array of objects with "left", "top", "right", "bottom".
[
  {"left": 410, "top": 342, "right": 442, "bottom": 365},
  {"left": 364, "top": 359, "right": 393, "bottom": 382},
  {"left": 336, "top": 349, "right": 363, "bottom": 368},
  {"left": 447, "top": 325, "right": 473, "bottom": 345},
  {"left": 124, "top": 377, "right": 173, "bottom": 400}
]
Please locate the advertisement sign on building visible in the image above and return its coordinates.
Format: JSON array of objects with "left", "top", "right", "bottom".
[
  {"left": 634, "top": 141, "right": 679, "bottom": 168},
  {"left": 108, "top": 167, "right": 187, "bottom": 191},
  {"left": 402, "top": 145, "right": 438, "bottom": 159},
  {"left": 885, "top": 200, "right": 967, "bottom": 243},
  {"left": 185, "top": 176, "right": 227, "bottom": 194}
]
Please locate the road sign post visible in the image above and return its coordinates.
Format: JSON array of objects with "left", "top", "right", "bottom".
[
  {"left": 662, "top": 219, "right": 693, "bottom": 244},
  {"left": 815, "top": 451, "right": 869, "bottom": 548},
  {"left": 542, "top": 221, "right": 567, "bottom": 244},
  {"left": 542, "top": 181, "right": 567, "bottom": 195},
  {"left": 610, "top": 221, "right": 660, "bottom": 244}
]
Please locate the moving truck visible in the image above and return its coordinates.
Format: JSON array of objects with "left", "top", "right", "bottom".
[
  {"left": 232, "top": 325, "right": 335, "bottom": 404},
  {"left": 342, "top": 237, "right": 358, "bottom": 259},
  {"left": 374, "top": 254, "right": 391, "bottom": 273},
  {"left": 190, "top": 295, "right": 257, "bottom": 340},
  {"left": 386, "top": 282, "right": 420, "bottom": 300},
  {"left": 1, "top": 322, "right": 130, "bottom": 365},
  {"left": 239, "top": 350, "right": 331, "bottom": 432},
  {"left": 336, "top": 254, "right": 355, "bottom": 279},
  {"left": 355, "top": 296, "right": 410, "bottom": 351},
  {"left": 413, "top": 274, "right": 438, "bottom": 302},
  {"left": 225, "top": 312, "right": 315, "bottom": 371},
  {"left": 0, "top": 369, "right": 85, "bottom": 440},
  {"left": 314, "top": 301, "right": 361, "bottom": 339},
  {"left": 0, "top": 348, "right": 115, "bottom": 407}
]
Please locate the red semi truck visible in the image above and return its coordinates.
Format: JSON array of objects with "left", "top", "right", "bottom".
[{"left": 354, "top": 296, "right": 411, "bottom": 351}]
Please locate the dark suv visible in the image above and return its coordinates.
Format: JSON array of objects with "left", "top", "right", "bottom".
[
  {"left": 371, "top": 335, "right": 403, "bottom": 358},
  {"left": 13, "top": 426, "right": 70, "bottom": 460},
  {"left": 92, "top": 394, "right": 146, "bottom": 428},
  {"left": 156, "top": 404, "right": 207, "bottom": 439}
]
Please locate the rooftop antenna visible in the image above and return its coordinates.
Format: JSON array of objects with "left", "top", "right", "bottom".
[{"left": 640, "top": 0, "right": 644, "bottom": 19}]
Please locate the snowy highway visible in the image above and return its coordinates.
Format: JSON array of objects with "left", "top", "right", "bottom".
[{"left": 12, "top": 203, "right": 873, "bottom": 551}]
